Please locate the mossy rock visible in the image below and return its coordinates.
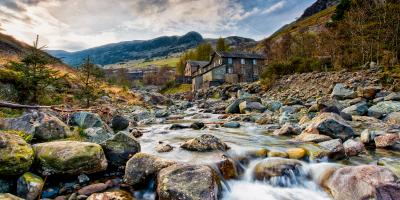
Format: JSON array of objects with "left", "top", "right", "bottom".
[
  {"left": 301, "top": 143, "right": 330, "bottom": 161},
  {"left": 268, "top": 150, "right": 288, "bottom": 158},
  {"left": 33, "top": 141, "right": 108, "bottom": 176},
  {"left": 0, "top": 132, "right": 34, "bottom": 176},
  {"left": 2, "top": 130, "right": 32, "bottom": 142},
  {"left": 286, "top": 148, "right": 306, "bottom": 159},
  {"left": 101, "top": 132, "right": 141, "bottom": 166},
  {"left": 17, "top": 172, "right": 44, "bottom": 200}
]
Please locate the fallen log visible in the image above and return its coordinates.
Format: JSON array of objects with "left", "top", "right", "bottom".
[{"left": 0, "top": 101, "right": 93, "bottom": 112}]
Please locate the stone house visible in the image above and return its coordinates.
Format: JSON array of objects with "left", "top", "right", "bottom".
[{"left": 191, "top": 51, "right": 265, "bottom": 91}]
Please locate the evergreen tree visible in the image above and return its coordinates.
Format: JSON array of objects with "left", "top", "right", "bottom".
[
  {"left": 76, "top": 57, "right": 103, "bottom": 107},
  {"left": 216, "top": 37, "right": 227, "bottom": 51}
]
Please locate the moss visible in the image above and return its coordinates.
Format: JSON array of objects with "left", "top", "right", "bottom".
[
  {"left": 0, "top": 108, "right": 23, "bottom": 118},
  {"left": 0, "top": 133, "right": 34, "bottom": 175},
  {"left": 21, "top": 172, "right": 43, "bottom": 184},
  {"left": 3, "top": 130, "right": 32, "bottom": 142}
]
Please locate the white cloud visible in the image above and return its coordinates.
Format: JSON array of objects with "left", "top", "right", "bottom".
[{"left": 261, "top": 1, "right": 286, "bottom": 14}]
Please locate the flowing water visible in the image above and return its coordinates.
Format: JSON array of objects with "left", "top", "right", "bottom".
[{"left": 132, "top": 107, "right": 399, "bottom": 200}]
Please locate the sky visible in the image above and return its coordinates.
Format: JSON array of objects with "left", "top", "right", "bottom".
[{"left": 0, "top": 0, "right": 316, "bottom": 52}]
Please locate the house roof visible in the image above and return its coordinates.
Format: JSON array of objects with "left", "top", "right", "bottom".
[
  {"left": 186, "top": 60, "right": 209, "bottom": 67},
  {"left": 215, "top": 51, "right": 265, "bottom": 59}
]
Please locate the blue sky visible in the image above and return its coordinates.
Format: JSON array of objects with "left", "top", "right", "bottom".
[{"left": 0, "top": 0, "right": 315, "bottom": 51}]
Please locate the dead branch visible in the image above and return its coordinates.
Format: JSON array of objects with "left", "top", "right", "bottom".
[{"left": 0, "top": 101, "right": 93, "bottom": 112}]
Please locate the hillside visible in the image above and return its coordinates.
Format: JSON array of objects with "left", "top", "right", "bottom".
[
  {"left": 300, "top": 0, "right": 339, "bottom": 20},
  {"left": 48, "top": 31, "right": 204, "bottom": 67},
  {"left": 206, "top": 36, "right": 257, "bottom": 50}
]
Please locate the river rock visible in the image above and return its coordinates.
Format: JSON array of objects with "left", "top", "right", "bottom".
[
  {"left": 268, "top": 150, "right": 288, "bottom": 158},
  {"left": 78, "top": 183, "right": 109, "bottom": 196},
  {"left": 190, "top": 122, "right": 205, "bottom": 130},
  {"left": 111, "top": 115, "right": 129, "bottom": 131},
  {"left": 318, "top": 139, "right": 345, "bottom": 160},
  {"left": 357, "top": 86, "right": 381, "bottom": 99},
  {"left": 286, "top": 148, "right": 306, "bottom": 159},
  {"left": 87, "top": 190, "right": 135, "bottom": 200},
  {"left": 222, "top": 121, "right": 240, "bottom": 128},
  {"left": 302, "top": 112, "right": 355, "bottom": 140},
  {"left": 266, "top": 101, "right": 282, "bottom": 112},
  {"left": 69, "top": 112, "right": 104, "bottom": 129},
  {"left": 100, "top": 132, "right": 140, "bottom": 166},
  {"left": 308, "top": 163, "right": 343, "bottom": 188},
  {"left": 33, "top": 141, "right": 107, "bottom": 176},
  {"left": 384, "top": 112, "right": 400, "bottom": 125},
  {"left": 368, "top": 101, "right": 400, "bottom": 119},
  {"left": 181, "top": 134, "right": 230, "bottom": 152},
  {"left": 331, "top": 83, "right": 356, "bottom": 99},
  {"left": 342, "top": 102, "right": 368, "bottom": 116},
  {"left": 253, "top": 158, "right": 302, "bottom": 181},
  {"left": 0, "top": 132, "right": 34, "bottom": 175},
  {"left": 295, "top": 133, "right": 332, "bottom": 143},
  {"left": 239, "top": 101, "right": 266, "bottom": 114},
  {"left": 170, "top": 124, "right": 189, "bottom": 130},
  {"left": 16, "top": 172, "right": 44, "bottom": 200},
  {"left": 273, "top": 123, "right": 299, "bottom": 136},
  {"left": 378, "top": 158, "right": 400, "bottom": 177},
  {"left": 0, "top": 194, "right": 24, "bottom": 200},
  {"left": 225, "top": 99, "right": 241, "bottom": 114},
  {"left": 360, "top": 129, "right": 385, "bottom": 145},
  {"left": 301, "top": 144, "right": 331, "bottom": 161},
  {"left": 384, "top": 92, "right": 400, "bottom": 101},
  {"left": 155, "top": 142, "right": 173, "bottom": 153},
  {"left": 343, "top": 139, "right": 365, "bottom": 156},
  {"left": 374, "top": 134, "right": 399, "bottom": 148},
  {"left": 327, "top": 165, "right": 400, "bottom": 200},
  {"left": 123, "top": 153, "right": 176, "bottom": 187},
  {"left": 0, "top": 179, "right": 14, "bottom": 193},
  {"left": 83, "top": 127, "right": 113, "bottom": 144},
  {"left": 216, "top": 156, "right": 238, "bottom": 180},
  {"left": 157, "top": 164, "right": 220, "bottom": 200}
]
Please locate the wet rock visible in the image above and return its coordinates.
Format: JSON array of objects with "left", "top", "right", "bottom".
[
  {"left": 78, "top": 183, "right": 109, "bottom": 196},
  {"left": 78, "top": 174, "right": 90, "bottom": 184},
  {"left": 100, "top": 132, "right": 140, "bottom": 166},
  {"left": 327, "top": 165, "right": 400, "bottom": 200},
  {"left": 190, "top": 122, "right": 205, "bottom": 130},
  {"left": 0, "top": 132, "right": 34, "bottom": 176},
  {"left": 295, "top": 133, "right": 332, "bottom": 143},
  {"left": 286, "top": 148, "right": 306, "bottom": 159},
  {"left": 123, "top": 153, "right": 176, "bottom": 187},
  {"left": 155, "top": 110, "right": 170, "bottom": 118},
  {"left": 318, "top": 139, "right": 345, "bottom": 160},
  {"left": 384, "top": 92, "right": 400, "bottom": 101},
  {"left": 255, "top": 113, "right": 273, "bottom": 125},
  {"left": 33, "top": 141, "right": 108, "bottom": 176},
  {"left": 384, "top": 112, "right": 400, "bottom": 125},
  {"left": 0, "top": 179, "right": 14, "bottom": 193},
  {"left": 83, "top": 127, "right": 113, "bottom": 144},
  {"left": 225, "top": 99, "right": 241, "bottom": 114},
  {"left": 170, "top": 124, "right": 189, "bottom": 130},
  {"left": 273, "top": 123, "right": 299, "bottom": 136},
  {"left": 69, "top": 112, "right": 104, "bottom": 129},
  {"left": 253, "top": 157, "right": 302, "bottom": 181},
  {"left": 343, "top": 139, "right": 365, "bottom": 156},
  {"left": 301, "top": 144, "right": 331, "bottom": 161},
  {"left": 308, "top": 163, "right": 343, "bottom": 188},
  {"left": 378, "top": 158, "right": 400, "bottom": 177},
  {"left": 16, "top": 172, "right": 44, "bottom": 200},
  {"left": 111, "top": 115, "right": 129, "bottom": 131},
  {"left": 239, "top": 101, "right": 266, "bottom": 114},
  {"left": 0, "top": 193, "right": 24, "bottom": 200},
  {"left": 130, "top": 129, "right": 143, "bottom": 138},
  {"left": 302, "top": 112, "right": 355, "bottom": 140},
  {"left": 342, "top": 102, "right": 369, "bottom": 116},
  {"left": 368, "top": 101, "right": 400, "bottom": 119},
  {"left": 268, "top": 150, "right": 288, "bottom": 158},
  {"left": 155, "top": 142, "right": 174, "bottom": 153},
  {"left": 374, "top": 134, "right": 399, "bottom": 148},
  {"left": 222, "top": 121, "right": 240, "bottom": 128},
  {"left": 331, "top": 83, "right": 356, "bottom": 99},
  {"left": 181, "top": 134, "right": 230, "bottom": 152},
  {"left": 157, "top": 164, "right": 220, "bottom": 200},
  {"left": 216, "top": 156, "right": 238, "bottom": 180},
  {"left": 87, "top": 190, "right": 135, "bottom": 200}
]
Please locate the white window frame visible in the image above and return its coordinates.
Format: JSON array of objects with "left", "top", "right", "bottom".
[
  {"left": 253, "top": 59, "right": 257, "bottom": 65},
  {"left": 227, "top": 66, "right": 233, "bottom": 74},
  {"left": 241, "top": 59, "right": 245, "bottom": 65},
  {"left": 228, "top": 58, "right": 233, "bottom": 64}
]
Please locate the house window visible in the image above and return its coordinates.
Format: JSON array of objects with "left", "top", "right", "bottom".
[
  {"left": 228, "top": 58, "right": 233, "bottom": 64},
  {"left": 253, "top": 59, "right": 257, "bottom": 65},
  {"left": 219, "top": 59, "right": 222, "bottom": 65},
  {"left": 227, "top": 66, "right": 233, "bottom": 74},
  {"left": 241, "top": 59, "right": 245, "bottom": 64}
]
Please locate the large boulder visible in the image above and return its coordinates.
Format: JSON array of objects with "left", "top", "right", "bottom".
[
  {"left": 374, "top": 134, "right": 399, "bottom": 148},
  {"left": 253, "top": 158, "right": 302, "bottom": 185},
  {"left": 239, "top": 101, "right": 266, "bottom": 114},
  {"left": 327, "top": 165, "right": 400, "bottom": 200},
  {"left": 100, "top": 132, "right": 141, "bottom": 167},
  {"left": 157, "top": 164, "right": 221, "bottom": 200},
  {"left": 318, "top": 139, "right": 346, "bottom": 160},
  {"left": 69, "top": 112, "right": 104, "bottom": 129},
  {"left": 331, "top": 83, "right": 357, "bottom": 99},
  {"left": 368, "top": 101, "right": 400, "bottom": 119},
  {"left": 181, "top": 134, "right": 230, "bottom": 152},
  {"left": 16, "top": 172, "right": 44, "bottom": 200},
  {"left": 0, "top": 112, "right": 72, "bottom": 141},
  {"left": 111, "top": 115, "right": 129, "bottom": 132},
  {"left": 123, "top": 153, "right": 176, "bottom": 187},
  {"left": 83, "top": 127, "right": 113, "bottom": 144},
  {"left": 0, "top": 132, "right": 34, "bottom": 176},
  {"left": 342, "top": 102, "right": 369, "bottom": 116},
  {"left": 302, "top": 112, "right": 355, "bottom": 141},
  {"left": 225, "top": 99, "right": 241, "bottom": 114},
  {"left": 33, "top": 141, "right": 108, "bottom": 176}
]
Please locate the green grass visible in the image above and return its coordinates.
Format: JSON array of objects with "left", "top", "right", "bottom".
[
  {"left": 135, "top": 57, "right": 180, "bottom": 68},
  {"left": 0, "top": 108, "right": 23, "bottom": 118},
  {"left": 161, "top": 84, "right": 192, "bottom": 94}
]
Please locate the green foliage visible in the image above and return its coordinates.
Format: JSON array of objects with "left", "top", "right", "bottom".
[
  {"left": 3, "top": 130, "right": 33, "bottom": 142},
  {"left": 75, "top": 57, "right": 104, "bottom": 107},
  {"left": 0, "top": 108, "right": 23, "bottom": 118},
  {"left": 8, "top": 35, "right": 62, "bottom": 104},
  {"left": 161, "top": 83, "right": 192, "bottom": 94},
  {"left": 216, "top": 37, "right": 230, "bottom": 52},
  {"left": 176, "top": 43, "right": 213, "bottom": 75},
  {"left": 332, "top": 0, "right": 351, "bottom": 21}
]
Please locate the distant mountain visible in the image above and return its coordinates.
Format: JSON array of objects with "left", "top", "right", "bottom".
[
  {"left": 47, "top": 32, "right": 204, "bottom": 66},
  {"left": 300, "top": 0, "right": 339, "bottom": 19},
  {"left": 206, "top": 36, "right": 257, "bottom": 49}
]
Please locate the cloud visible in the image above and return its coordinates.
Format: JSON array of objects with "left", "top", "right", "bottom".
[{"left": 0, "top": 0, "right": 316, "bottom": 51}]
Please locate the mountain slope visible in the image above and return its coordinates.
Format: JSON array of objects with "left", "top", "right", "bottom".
[
  {"left": 48, "top": 32, "right": 204, "bottom": 67},
  {"left": 300, "top": 0, "right": 339, "bottom": 20},
  {"left": 206, "top": 36, "right": 256, "bottom": 50}
]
